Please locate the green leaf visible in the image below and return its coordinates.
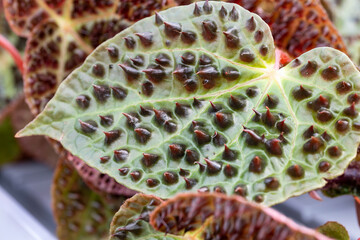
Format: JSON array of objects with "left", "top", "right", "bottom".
[
  {"left": 18, "top": 2, "right": 360, "bottom": 206},
  {"left": 110, "top": 193, "right": 331, "bottom": 240},
  {"left": 52, "top": 157, "right": 128, "bottom": 240},
  {"left": 109, "top": 194, "right": 181, "bottom": 240},
  {"left": 317, "top": 221, "right": 350, "bottom": 240}
]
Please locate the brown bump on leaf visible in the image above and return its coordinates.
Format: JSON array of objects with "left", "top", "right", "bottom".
[
  {"left": 93, "top": 84, "right": 110, "bottom": 102},
  {"left": 234, "top": 185, "right": 247, "bottom": 196},
  {"left": 169, "top": 144, "right": 186, "bottom": 160},
  {"left": 264, "top": 177, "right": 280, "bottom": 190},
  {"left": 155, "top": 12, "right": 163, "bottom": 25},
  {"left": 246, "top": 86, "right": 259, "bottom": 97},
  {"left": 254, "top": 194, "right": 264, "bottom": 203},
  {"left": 239, "top": 48, "right": 255, "bottom": 63},
  {"left": 114, "top": 149, "right": 129, "bottom": 162},
  {"left": 262, "top": 107, "right": 277, "bottom": 127},
  {"left": 287, "top": 164, "right": 305, "bottom": 179},
  {"left": 92, "top": 64, "right": 105, "bottom": 77},
  {"left": 264, "top": 94, "right": 279, "bottom": 108},
  {"left": 130, "top": 55, "right": 145, "bottom": 67},
  {"left": 79, "top": 120, "right": 97, "bottom": 133},
  {"left": 343, "top": 102, "right": 358, "bottom": 117},
  {"left": 300, "top": 61, "right": 317, "bottom": 77},
  {"left": 123, "top": 36, "right": 136, "bottom": 49},
  {"left": 318, "top": 161, "right": 331, "bottom": 172},
  {"left": 181, "top": 52, "right": 195, "bottom": 65},
  {"left": 276, "top": 120, "right": 291, "bottom": 134},
  {"left": 202, "top": 20, "right": 217, "bottom": 41},
  {"left": 317, "top": 109, "right": 333, "bottom": 122},
  {"left": 224, "top": 164, "right": 237, "bottom": 178},
  {"left": 122, "top": 113, "right": 140, "bottom": 128},
  {"left": 198, "top": 186, "right": 210, "bottom": 193},
  {"left": 204, "top": 158, "right": 222, "bottom": 174},
  {"left": 214, "top": 112, "right": 233, "bottom": 129},
  {"left": 229, "top": 6, "right": 239, "bottom": 21},
  {"left": 185, "top": 149, "right": 199, "bottom": 164},
  {"left": 203, "top": 0, "right": 213, "bottom": 13},
  {"left": 249, "top": 156, "right": 264, "bottom": 173},
  {"left": 130, "top": 171, "right": 141, "bottom": 181},
  {"left": 175, "top": 102, "right": 189, "bottom": 117},
  {"left": 106, "top": 46, "right": 119, "bottom": 59},
  {"left": 119, "top": 64, "right": 140, "bottom": 81},
  {"left": 142, "top": 81, "right": 154, "bottom": 96},
  {"left": 303, "top": 136, "right": 323, "bottom": 153},
  {"left": 336, "top": 81, "right": 352, "bottom": 94},
  {"left": 229, "top": 95, "right": 246, "bottom": 110},
  {"left": 119, "top": 167, "right": 129, "bottom": 176},
  {"left": 111, "top": 86, "right": 127, "bottom": 100},
  {"left": 194, "top": 129, "right": 211, "bottom": 145},
  {"left": 100, "top": 156, "right": 110, "bottom": 164},
  {"left": 222, "top": 66, "right": 240, "bottom": 81},
  {"left": 335, "top": 119, "right": 349, "bottom": 132},
  {"left": 223, "top": 145, "right": 237, "bottom": 161},
  {"left": 212, "top": 131, "right": 227, "bottom": 146},
  {"left": 164, "top": 120, "right": 177, "bottom": 133},
  {"left": 184, "top": 79, "right": 198, "bottom": 92},
  {"left": 195, "top": 161, "right": 206, "bottom": 173},
  {"left": 104, "top": 130, "right": 121, "bottom": 145},
  {"left": 146, "top": 178, "right": 159, "bottom": 188},
  {"left": 99, "top": 115, "right": 113, "bottom": 127},
  {"left": 265, "top": 138, "right": 282, "bottom": 155},
  {"left": 246, "top": 16, "right": 256, "bottom": 31},
  {"left": 184, "top": 177, "right": 197, "bottom": 189},
  {"left": 135, "top": 32, "right": 153, "bottom": 47},
  {"left": 181, "top": 31, "right": 197, "bottom": 44},
  {"left": 142, "top": 65, "right": 166, "bottom": 83},
  {"left": 164, "top": 21, "right": 181, "bottom": 37},
  {"left": 163, "top": 171, "right": 178, "bottom": 184},
  {"left": 243, "top": 128, "right": 263, "bottom": 146},
  {"left": 328, "top": 146, "right": 341, "bottom": 157},
  {"left": 292, "top": 85, "right": 312, "bottom": 100},
  {"left": 134, "top": 127, "right": 151, "bottom": 144},
  {"left": 348, "top": 93, "right": 360, "bottom": 104},
  {"left": 76, "top": 95, "right": 90, "bottom": 109},
  {"left": 303, "top": 125, "right": 316, "bottom": 138},
  {"left": 321, "top": 65, "right": 340, "bottom": 81},
  {"left": 179, "top": 168, "right": 190, "bottom": 177},
  {"left": 193, "top": 3, "right": 202, "bottom": 16},
  {"left": 142, "top": 153, "right": 159, "bottom": 168}
]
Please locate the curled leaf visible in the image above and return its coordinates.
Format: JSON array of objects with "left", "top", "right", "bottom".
[{"left": 18, "top": 2, "right": 360, "bottom": 205}]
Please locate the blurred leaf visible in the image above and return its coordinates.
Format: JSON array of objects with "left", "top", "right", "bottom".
[
  {"left": 0, "top": 117, "right": 20, "bottom": 165},
  {"left": 317, "top": 221, "right": 350, "bottom": 240}
]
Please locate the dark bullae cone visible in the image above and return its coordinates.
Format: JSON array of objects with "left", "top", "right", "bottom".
[
  {"left": 246, "top": 86, "right": 259, "bottom": 97},
  {"left": 265, "top": 139, "right": 282, "bottom": 155},
  {"left": 99, "top": 115, "right": 113, "bottom": 127},
  {"left": 122, "top": 113, "right": 140, "bottom": 128},
  {"left": 123, "top": 36, "right": 136, "bottom": 49},
  {"left": 343, "top": 102, "right": 358, "bottom": 117},
  {"left": 134, "top": 128, "right": 151, "bottom": 144},
  {"left": 130, "top": 55, "right": 144, "bottom": 67},
  {"left": 142, "top": 81, "right": 154, "bottom": 96},
  {"left": 76, "top": 95, "right": 90, "bottom": 109},
  {"left": 193, "top": 3, "right": 202, "bottom": 16},
  {"left": 229, "top": 6, "right": 239, "bottom": 21},
  {"left": 185, "top": 149, "right": 199, "bottom": 164},
  {"left": 135, "top": 32, "right": 153, "bottom": 47},
  {"left": 243, "top": 128, "right": 263, "bottom": 146},
  {"left": 317, "top": 108, "right": 333, "bottom": 122},
  {"left": 142, "top": 153, "right": 159, "bottom": 167},
  {"left": 155, "top": 53, "right": 171, "bottom": 66},
  {"left": 164, "top": 120, "right": 177, "bottom": 133},
  {"left": 106, "top": 46, "right": 119, "bottom": 59},
  {"left": 146, "top": 178, "right": 159, "bottom": 188},
  {"left": 179, "top": 168, "right": 190, "bottom": 177},
  {"left": 199, "top": 54, "right": 213, "bottom": 65},
  {"left": 348, "top": 93, "right": 360, "bottom": 104},
  {"left": 143, "top": 65, "right": 166, "bottom": 83},
  {"left": 223, "top": 29, "right": 239, "bottom": 48},
  {"left": 222, "top": 66, "right": 240, "bottom": 81},
  {"left": 118, "top": 167, "right": 129, "bottom": 176},
  {"left": 212, "top": 132, "right": 227, "bottom": 146},
  {"left": 254, "top": 30, "right": 264, "bottom": 43},
  {"left": 328, "top": 146, "right": 341, "bottom": 157},
  {"left": 264, "top": 94, "right": 279, "bottom": 108},
  {"left": 173, "top": 64, "right": 193, "bottom": 81},
  {"left": 195, "top": 161, "right": 206, "bottom": 173},
  {"left": 249, "top": 156, "right": 264, "bottom": 173},
  {"left": 111, "top": 86, "right": 127, "bottom": 100},
  {"left": 276, "top": 120, "right": 290, "bottom": 134},
  {"left": 234, "top": 185, "right": 247, "bottom": 196},
  {"left": 130, "top": 171, "right": 141, "bottom": 181},
  {"left": 319, "top": 161, "right": 331, "bottom": 172},
  {"left": 214, "top": 112, "right": 233, "bottom": 129},
  {"left": 100, "top": 156, "right": 110, "bottom": 164},
  {"left": 321, "top": 131, "right": 331, "bottom": 142},
  {"left": 214, "top": 186, "right": 225, "bottom": 193},
  {"left": 164, "top": 21, "right": 181, "bottom": 38},
  {"left": 229, "top": 95, "right": 246, "bottom": 110},
  {"left": 303, "top": 125, "right": 316, "bottom": 138},
  {"left": 169, "top": 144, "right": 185, "bottom": 159},
  {"left": 104, "top": 130, "right": 121, "bottom": 145},
  {"left": 155, "top": 12, "right": 163, "bottom": 25},
  {"left": 287, "top": 164, "right": 304, "bottom": 179},
  {"left": 163, "top": 171, "right": 178, "bottom": 184},
  {"left": 92, "top": 84, "right": 110, "bottom": 102},
  {"left": 139, "top": 106, "right": 152, "bottom": 116},
  {"left": 181, "top": 52, "right": 195, "bottom": 65},
  {"left": 335, "top": 119, "right": 349, "bottom": 132},
  {"left": 300, "top": 61, "right": 317, "bottom": 77},
  {"left": 184, "top": 177, "right": 197, "bottom": 189},
  {"left": 204, "top": 158, "right": 222, "bottom": 175},
  {"left": 181, "top": 31, "right": 197, "bottom": 45},
  {"left": 114, "top": 149, "right": 129, "bottom": 162},
  {"left": 219, "top": 6, "right": 227, "bottom": 18},
  {"left": 202, "top": 20, "right": 217, "bottom": 41},
  {"left": 308, "top": 95, "right": 329, "bottom": 111},
  {"left": 203, "top": 0, "right": 213, "bottom": 13},
  {"left": 292, "top": 85, "right": 312, "bottom": 100},
  {"left": 303, "top": 136, "right": 323, "bottom": 153},
  {"left": 193, "top": 97, "right": 202, "bottom": 108},
  {"left": 92, "top": 63, "right": 105, "bottom": 77},
  {"left": 223, "top": 145, "right": 237, "bottom": 161},
  {"left": 119, "top": 64, "right": 140, "bottom": 81},
  {"left": 336, "top": 81, "right": 352, "bottom": 93},
  {"left": 194, "top": 129, "right": 211, "bottom": 145},
  {"left": 79, "top": 120, "right": 97, "bottom": 133},
  {"left": 184, "top": 79, "right": 197, "bottom": 92},
  {"left": 224, "top": 164, "right": 237, "bottom": 178},
  {"left": 239, "top": 48, "right": 255, "bottom": 63},
  {"left": 198, "top": 186, "right": 210, "bottom": 193},
  {"left": 262, "top": 107, "right": 277, "bottom": 127},
  {"left": 175, "top": 103, "right": 189, "bottom": 117},
  {"left": 264, "top": 177, "right": 280, "bottom": 190},
  {"left": 246, "top": 16, "right": 256, "bottom": 31},
  {"left": 321, "top": 65, "right": 339, "bottom": 81}
]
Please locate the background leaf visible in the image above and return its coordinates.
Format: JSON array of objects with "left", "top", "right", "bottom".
[
  {"left": 52, "top": 156, "right": 128, "bottom": 240},
  {"left": 317, "top": 221, "right": 350, "bottom": 240}
]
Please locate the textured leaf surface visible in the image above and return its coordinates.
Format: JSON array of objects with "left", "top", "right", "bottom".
[
  {"left": 322, "top": 160, "right": 360, "bottom": 197},
  {"left": 108, "top": 194, "right": 180, "bottom": 240},
  {"left": 52, "top": 156, "right": 128, "bottom": 240},
  {"left": 149, "top": 193, "right": 331, "bottom": 239},
  {"left": 317, "top": 222, "right": 350, "bottom": 240},
  {"left": 237, "top": 0, "right": 347, "bottom": 58},
  {"left": 19, "top": 2, "right": 360, "bottom": 205}
]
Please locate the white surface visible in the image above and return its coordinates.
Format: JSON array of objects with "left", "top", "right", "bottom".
[{"left": 0, "top": 186, "right": 56, "bottom": 240}]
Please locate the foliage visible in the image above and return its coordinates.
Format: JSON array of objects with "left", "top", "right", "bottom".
[
  {"left": 317, "top": 221, "right": 350, "bottom": 240},
  {"left": 18, "top": 2, "right": 360, "bottom": 206}
]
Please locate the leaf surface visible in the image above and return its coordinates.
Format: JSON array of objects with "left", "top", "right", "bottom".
[
  {"left": 52, "top": 156, "right": 128, "bottom": 240},
  {"left": 19, "top": 2, "right": 360, "bottom": 206},
  {"left": 317, "top": 221, "right": 350, "bottom": 240}
]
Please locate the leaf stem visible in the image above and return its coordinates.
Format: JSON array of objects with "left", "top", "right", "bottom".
[{"left": 0, "top": 34, "right": 24, "bottom": 75}]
